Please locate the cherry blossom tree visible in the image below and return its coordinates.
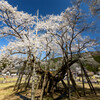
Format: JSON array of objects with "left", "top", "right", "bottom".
[
  {"left": 0, "top": 1, "right": 99, "bottom": 100},
  {"left": 36, "top": 2, "right": 98, "bottom": 99}
]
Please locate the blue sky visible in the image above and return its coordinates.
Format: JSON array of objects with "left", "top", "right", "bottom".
[{"left": 7, "top": 0, "right": 71, "bottom": 16}]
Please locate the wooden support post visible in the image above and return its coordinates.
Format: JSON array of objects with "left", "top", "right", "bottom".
[
  {"left": 67, "top": 68, "right": 71, "bottom": 100},
  {"left": 31, "top": 63, "right": 36, "bottom": 100},
  {"left": 61, "top": 80, "right": 69, "bottom": 94},
  {"left": 40, "top": 73, "right": 47, "bottom": 100},
  {"left": 69, "top": 68, "right": 80, "bottom": 98},
  {"left": 79, "top": 60, "right": 96, "bottom": 95},
  {"left": 81, "top": 67, "right": 86, "bottom": 96}
]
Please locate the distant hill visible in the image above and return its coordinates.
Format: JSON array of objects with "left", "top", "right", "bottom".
[
  {"left": 49, "top": 51, "right": 100, "bottom": 73},
  {"left": 51, "top": 51, "right": 100, "bottom": 64},
  {"left": 90, "top": 51, "right": 100, "bottom": 63}
]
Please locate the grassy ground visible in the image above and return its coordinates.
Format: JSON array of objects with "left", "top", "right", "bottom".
[
  {"left": 0, "top": 75, "right": 100, "bottom": 100},
  {"left": 0, "top": 82, "right": 32, "bottom": 100},
  {"left": 0, "top": 76, "right": 26, "bottom": 100},
  {"left": 0, "top": 83, "right": 19, "bottom": 100},
  {"left": 0, "top": 81, "right": 100, "bottom": 100}
]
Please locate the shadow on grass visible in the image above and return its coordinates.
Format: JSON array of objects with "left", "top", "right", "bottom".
[
  {"left": 2, "top": 90, "right": 31, "bottom": 100},
  {"left": 54, "top": 92, "right": 68, "bottom": 100},
  {"left": 53, "top": 83, "right": 100, "bottom": 100},
  {"left": 15, "top": 93, "right": 31, "bottom": 100},
  {"left": 3, "top": 85, "right": 14, "bottom": 90}
]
